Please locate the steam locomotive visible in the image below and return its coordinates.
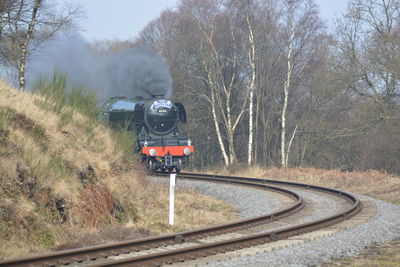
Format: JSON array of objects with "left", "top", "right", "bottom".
[{"left": 100, "top": 97, "right": 194, "bottom": 172}]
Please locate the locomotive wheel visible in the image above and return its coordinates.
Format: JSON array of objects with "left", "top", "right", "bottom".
[
  {"left": 147, "top": 159, "right": 155, "bottom": 171},
  {"left": 175, "top": 159, "right": 182, "bottom": 173}
]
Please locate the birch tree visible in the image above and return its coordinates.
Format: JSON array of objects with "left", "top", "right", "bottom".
[
  {"left": 0, "top": 0, "right": 80, "bottom": 90},
  {"left": 180, "top": 0, "right": 247, "bottom": 165},
  {"left": 245, "top": 0, "right": 257, "bottom": 166},
  {"left": 280, "top": 0, "right": 295, "bottom": 167},
  {"left": 198, "top": 19, "right": 246, "bottom": 165},
  {"left": 225, "top": 0, "right": 258, "bottom": 165},
  {"left": 278, "top": 0, "right": 321, "bottom": 167},
  {"left": 18, "top": 0, "right": 41, "bottom": 91}
]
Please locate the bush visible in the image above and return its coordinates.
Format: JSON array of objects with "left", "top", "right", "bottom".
[
  {"left": 32, "top": 71, "right": 99, "bottom": 118},
  {"left": 113, "top": 129, "right": 138, "bottom": 162}
]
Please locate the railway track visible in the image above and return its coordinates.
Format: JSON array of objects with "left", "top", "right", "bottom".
[{"left": 0, "top": 172, "right": 362, "bottom": 267}]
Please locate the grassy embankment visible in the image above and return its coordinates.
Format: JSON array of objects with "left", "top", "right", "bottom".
[
  {"left": 0, "top": 76, "right": 236, "bottom": 259},
  {"left": 209, "top": 166, "right": 400, "bottom": 266}
]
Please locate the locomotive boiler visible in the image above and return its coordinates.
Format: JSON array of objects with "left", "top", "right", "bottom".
[{"left": 100, "top": 96, "right": 194, "bottom": 172}]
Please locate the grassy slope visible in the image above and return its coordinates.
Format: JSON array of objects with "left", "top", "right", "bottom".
[
  {"left": 213, "top": 166, "right": 400, "bottom": 266},
  {"left": 0, "top": 80, "right": 236, "bottom": 259}
]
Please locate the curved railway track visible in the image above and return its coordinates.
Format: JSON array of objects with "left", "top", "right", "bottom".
[{"left": 0, "top": 172, "right": 362, "bottom": 267}]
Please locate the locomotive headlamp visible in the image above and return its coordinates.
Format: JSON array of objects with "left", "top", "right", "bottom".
[
  {"left": 149, "top": 148, "right": 157, "bottom": 156},
  {"left": 183, "top": 148, "right": 191, "bottom": 156}
]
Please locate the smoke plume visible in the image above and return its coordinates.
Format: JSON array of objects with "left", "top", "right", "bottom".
[{"left": 27, "top": 32, "right": 172, "bottom": 100}]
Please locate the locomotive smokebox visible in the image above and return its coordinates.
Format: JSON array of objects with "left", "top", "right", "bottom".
[{"left": 144, "top": 99, "right": 179, "bottom": 135}]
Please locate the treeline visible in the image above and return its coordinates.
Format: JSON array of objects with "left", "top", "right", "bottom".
[
  {"left": 138, "top": 0, "right": 400, "bottom": 173},
  {"left": 1, "top": 0, "right": 399, "bottom": 174}
]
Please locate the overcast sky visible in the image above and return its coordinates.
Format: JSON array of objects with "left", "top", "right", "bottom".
[{"left": 59, "top": 0, "right": 350, "bottom": 41}]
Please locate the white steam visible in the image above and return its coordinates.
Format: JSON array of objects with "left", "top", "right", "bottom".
[{"left": 27, "top": 32, "right": 172, "bottom": 99}]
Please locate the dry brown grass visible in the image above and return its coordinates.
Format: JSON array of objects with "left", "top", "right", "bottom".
[
  {"left": 53, "top": 226, "right": 151, "bottom": 251},
  {"left": 212, "top": 165, "right": 400, "bottom": 204},
  {"left": 131, "top": 182, "right": 237, "bottom": 235},
  {"left": 328, "top": 238, "right": 400, "bottom": 266},
  {"left": 73, "top": 184, "right": 115, "bottom": 227},
  {"left": 0, "top": 81, "right": 236, "bottom": 259}
]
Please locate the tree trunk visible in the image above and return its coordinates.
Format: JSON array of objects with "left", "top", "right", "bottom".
[
  {"left": 0, "top": 11, "right": 3, "bottom": 40},
  {"left": 248, "top": 88, "right": 254, "bottom": 165},
  {"left": 19, "top": 0, "right": 41, "bottom": 91},
  {"left": 246, "top": 12, "right": 256, "bottom": 166},
  {"left": 280, "top": 78, "right": 289, "bottom": 167},
  {"left": 281, "top": 1, "right": 294, "bottom": 168},
  {"left": 226, "top": 92, "right": 237, "bottom": 164},
  {"left": 285, "top": 124, "right": 298, "bottom": 166},
  {"left": 254, "top": 92, "right": 260, "bottom": 164},
  {"left": 211, "top": 88, "right": 230, "bottom": 166}
]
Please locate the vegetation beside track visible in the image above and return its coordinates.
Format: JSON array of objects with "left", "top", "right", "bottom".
[
  {"left": 327, "top": 238, "right": 400, "bottom": 266},
  {"left": 212, "top": 166, "right": 400, "bottom": 204},
  {"left": 0, "top": 79, "right": 236, "bottom": 259}
]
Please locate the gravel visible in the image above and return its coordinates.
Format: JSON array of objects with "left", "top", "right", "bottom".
[
  {"left": 149, "top": 176, "right": 400, "bottom": 266},
  {"left": 221, "top": 197, "right": 400, "bottom": 267},
  {"left": 273, "top": 188, "right": 347, "bottom": 227}
]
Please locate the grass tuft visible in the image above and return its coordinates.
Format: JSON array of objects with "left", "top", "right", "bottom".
[
  {"left": 73, "top": 184, "right": 115, "bottom": 227},
  {"left": 112, "top": 129, "right": 138, "bottom": 162},
  {"left": 32, "top": 71, "right": 99, "bottom": 119}
]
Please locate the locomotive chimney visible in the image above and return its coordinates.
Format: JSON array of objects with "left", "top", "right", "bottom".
[{"left": 151, "top": 94, "right": 164, "bottom": 99}]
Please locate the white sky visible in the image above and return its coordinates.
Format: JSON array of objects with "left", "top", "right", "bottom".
[{"left": 58, "top": 0, "right": 350, "bottom": 41}]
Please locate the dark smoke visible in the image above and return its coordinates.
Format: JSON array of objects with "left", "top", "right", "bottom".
[
  {"left": 27, "top": 32, "right": 172, "bottom": 99},
  {"left": 99, "top": 45, "right": 172, "bottom": 99}
]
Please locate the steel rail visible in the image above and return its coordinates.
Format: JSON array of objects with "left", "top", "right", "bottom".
[
  {"left": 84, "top": 173, "right": 363, "bottom": 267},
  {"left": 0, "top": 174, "right": 303, "bottom": 267},
  {"left": 174, "top": 172, "right": 361, "bottom": 201}
]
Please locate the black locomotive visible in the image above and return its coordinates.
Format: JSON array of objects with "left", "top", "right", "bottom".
[{"left": 100, "top": 97, "right": 194, "bottom": 172}]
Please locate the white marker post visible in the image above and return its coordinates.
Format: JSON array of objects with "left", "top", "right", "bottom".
[{"left": 169, "top": 173, "right": 176, "bottom": 225}]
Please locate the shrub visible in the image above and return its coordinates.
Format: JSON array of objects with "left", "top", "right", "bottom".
[
  {"left": 113, "top": 129, "right": 138, "bottom": 162},
  {"left": 32, "top": 70, "right": 99, "bottom": 118}
]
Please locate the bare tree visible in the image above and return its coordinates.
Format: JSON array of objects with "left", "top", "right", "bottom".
[
  {"left": 276, "top": 0, "right": 321, "bottom": 167},
  {"left": 176, "top": 0, "right": 248, "bottom": 166},
  {"left": 280, "top": 0, "right": 295, "bottom": 168},
  {"left": 198, "top": 18, "right": 246, "bottom": 165},
  {"left": 0, "top": 0, "right": 80, "bottom": 90},
  {"left": 336, "top": 0, "right": 400, "bottom": 116},
  {"left": 244, "top": 0, "right": 257, "bottom": 166},
  {"left": 18, "top": 0, "right": 41, "bottom": 91},
  {"left": 225, "top": 0, "right": 259, "bottom": 165}
]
